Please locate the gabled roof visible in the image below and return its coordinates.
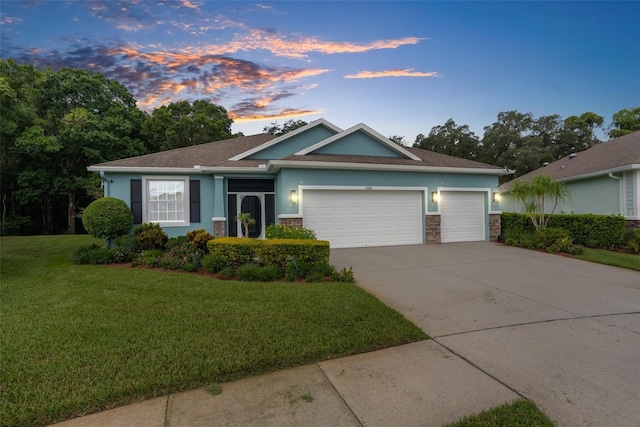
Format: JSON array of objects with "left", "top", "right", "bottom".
[
  {"left": 88, "top": 118, "right": 507, "bottom": 175},
  {"left": 295, "top": 123, "right": 422, "bottom": 161},
  {"left": 500, "top": 130, "right": 640, "bottom": 190},
  {"left": 229, "top": 118, "right": 342, "bottom": 161}
]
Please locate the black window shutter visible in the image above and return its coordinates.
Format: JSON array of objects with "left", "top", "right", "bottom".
[
  {"left": 190, "top": 180, "right": 200, "bottom": 223},
  {"left": 131, "top": 179, "right": 143, "bottom": 224}
]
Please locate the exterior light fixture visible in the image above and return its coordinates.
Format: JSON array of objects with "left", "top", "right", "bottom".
[
  {"left": 493, "top": 192, "right": 500, "bottom": 203},
  {"left": 431, "top": 191, "right": 439, "bottom": 203},
  {"left": 290, "top": 190, "right": 298, "bottom": 204}
]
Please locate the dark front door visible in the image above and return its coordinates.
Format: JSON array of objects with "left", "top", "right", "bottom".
[{"left": 239, "top": 195, "right": 262, "bottom": 238}]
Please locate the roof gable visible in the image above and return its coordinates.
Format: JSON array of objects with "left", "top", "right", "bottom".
[
  {"left": 230, "top": 119, "right": 342, "bottom": 161},
  {"left": 295, "top": 123, "right": 422, "bottom": 161}
]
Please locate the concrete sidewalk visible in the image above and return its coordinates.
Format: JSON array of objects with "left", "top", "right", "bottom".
[
  {"left": 53, "top": 340, "right": 519, "bottom": 427},
  {"left": 52, "top": 242, "right": 640, "bottom": 426}
]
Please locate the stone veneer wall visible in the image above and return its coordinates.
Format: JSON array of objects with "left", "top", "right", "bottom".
[
  {"left": 626, "top": 219, "right": 640, "bottom": 229},
  {"left": 489, "top": 213, "right": 502, "bottom": 241},
  {"left": 213, "top": 219, "right": 226, "bottom": 238},
  {"left": 425, "top": 215, "right": 441, "bottom": 244},
  {"left": 279, "top": 217, "right": 303, "bottom": 228}
]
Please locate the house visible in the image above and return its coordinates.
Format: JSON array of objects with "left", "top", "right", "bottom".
[
  {"left": 498, "top": 130, "right": 640, "bottom": 228},
  {"left": 88, "top": 119, "right": 509, "bottom": 248}
]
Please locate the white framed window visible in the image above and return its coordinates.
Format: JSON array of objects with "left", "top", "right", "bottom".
[{"left": 143, "top": 176, "right": 190, "bottom": 227}]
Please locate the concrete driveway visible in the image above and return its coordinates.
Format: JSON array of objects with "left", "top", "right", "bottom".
[{"left": 331, "top": 242, "right": 640, "bottom": 427}]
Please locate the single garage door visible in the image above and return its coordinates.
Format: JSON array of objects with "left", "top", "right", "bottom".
[
  {"left": 302, "top": 190, "right": 423, "bottom": 248},
  {"left": 440, "top": 191, "right": 485, "bottom": 243}
]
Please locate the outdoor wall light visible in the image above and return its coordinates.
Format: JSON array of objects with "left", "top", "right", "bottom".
[
  {"left": 431, "top": 191, "right": 439, "bottom": 203},
  {"left": 493, "top": 192, "right": 501, "bottom": 203},
  {"left": 290, "top": 190, "right": 298, "bottom": 204}
]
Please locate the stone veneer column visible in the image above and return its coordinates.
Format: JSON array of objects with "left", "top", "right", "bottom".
[
  {"left": 279, "top": 216, "right": 303, "bottom": 228},
  {"left": 489, "top": 213, "right": 501, "bottom": 242},
  {"left": 212, "top": 218, "right": 226, "bottom": 238},
  {"left": 425, "top": 215, "right": 441, "bottom": 244}
]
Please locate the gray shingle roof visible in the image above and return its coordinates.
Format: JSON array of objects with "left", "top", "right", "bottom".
[
  {"left": 500, "top": 130, "right": 640, "bottom": 190},
  {"left": 91, "top": 133, "right": 503, "bottom": 171}
]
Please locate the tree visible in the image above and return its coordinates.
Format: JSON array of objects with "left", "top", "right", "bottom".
[
  {"left": 388, "top": 135, "right": 406, "bottom": 145},
  {"left": 235, "top": 212, "right": 256, "bottom": 238},
  {"left": 510, "top": 175, "right": 571, "bottom": 230},
  {"left": 263, "top": 119, "right": 308, "bottom": 136},
  {"left": 414, "top": 119, "right": 480, "bottom": 160},
  {"left": 563, "top": 111, "right": 604, "bottom": 150},
  {"left": 143, "top": 100, "right": 234, "bottom": 152},
  {"left": 609, "top": 107, "right": 640, "bottom": 138},
  {"left": 82, "top": 197, "right": 134, "bottom": 246}
]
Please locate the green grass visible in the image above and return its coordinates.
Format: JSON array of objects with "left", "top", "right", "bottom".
[
  {"left": 574, "top": 247, "right": 640, "bottom": 271},
  {"left": 444, "top": 399, "right": 555, "bottom": 427},
  {"left": 0, "top": 235, "right": 427, "bottom": 427}
]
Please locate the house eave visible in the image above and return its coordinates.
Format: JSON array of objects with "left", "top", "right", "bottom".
[
  {"left": 87, "top": 166, "right": 205, "bottom": 174},
  {"left": 556, "top": 164, "right": 640, "bottom": 183},
  {"left": 268, "top": 160, "right": 508, "bottom": 175}
]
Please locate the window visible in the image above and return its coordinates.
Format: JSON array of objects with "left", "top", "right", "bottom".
[{"left": 143, "top": 177, "right": 190, "bottom": 226}]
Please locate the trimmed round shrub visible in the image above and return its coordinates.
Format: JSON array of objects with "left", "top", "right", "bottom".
[{"left": 82, "top": 197, "right": 133, "bottom": 240}]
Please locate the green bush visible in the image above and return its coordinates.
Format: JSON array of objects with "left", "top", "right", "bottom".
[
  {"left": 534, "top": 228, "right": 571, "bottom": 249},
  {"left": 257, "top": 239, "right": 330, "bottom": 269},
  {"left": 0, "top": 215, "right": 34, "bottom": 236},
  {"left": 623, "top": 228, "right": 640, "bottom": 254},
  {"left": 72, "top": 244, "right": 124, "bottom": 264},
  {"left": 166, "top": 235, "right": 189, "bottom": 249},
  {"left": 331, "top": 267, "right": 355, "bottom": 283},
  {"left": 137, "top": 250, "right": 164, "bottom": 268},
  {"left": 219, "top": 266, "right": 234, "bottom": 279},
  {"left": 207, "top": 237, "right": 262, "bottom": 268},
  {"left": 202, "top": 253, "right": 227, "bottom": 273},
  {"left": 504, "top": 229, "right": 536, "bottom": 249},
  {"left": 266, "top": 223, "right": 317, "bottom": 240},
  {"left": 502, "top": 212, "right": 626, "bottom": 248},
  {"left": 82, "top": 197, "right": 134, "bottom": 241},
  {"left": 187, "top": 228, "right": 214, "bottom": 251},
  {"left": 134, "top": 223, "right": 169, "bottom": 252}
]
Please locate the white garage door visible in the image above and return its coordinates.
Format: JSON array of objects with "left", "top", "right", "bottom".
[
  {"left": 302, "top": 190, "right": 423, "bottom": 248},
  {"left": 440, "top": 191, "right": 485, "bottom": 243}
]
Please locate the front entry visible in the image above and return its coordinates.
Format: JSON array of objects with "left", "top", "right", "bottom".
[{"left": 227, "top": 179, "right": 276, "bottom": 239}]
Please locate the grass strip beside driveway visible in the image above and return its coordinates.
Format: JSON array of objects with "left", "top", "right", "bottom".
[
  {"left": 574, "top": 247, "right": 640, "bottom": 271},
  {"left": 1, "top": 235, "right": 427, "bottom": 427}
]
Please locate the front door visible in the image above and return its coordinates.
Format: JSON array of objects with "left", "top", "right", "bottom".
[{"left": 237, "top": 194, "right": 263, "bottom": 238}]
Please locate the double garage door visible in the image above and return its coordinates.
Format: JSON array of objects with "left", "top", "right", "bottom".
[
  {"left": 302, "top": 190, "right": 423, "bottom": 248},
  {"left": 302, "top": 189, "right": 486, "bottom": 248}
]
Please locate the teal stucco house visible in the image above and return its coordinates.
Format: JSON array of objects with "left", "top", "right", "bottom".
[
  {"left": 498, "top": 130, "right": 640, "bottom": 228},
  {"left": 88, "top": 119, "right": 508, "bottom": 248}
]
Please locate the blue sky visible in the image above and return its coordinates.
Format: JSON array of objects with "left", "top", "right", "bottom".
[{"left": 1, "top": 1, "right": 638, "bottom": 142}]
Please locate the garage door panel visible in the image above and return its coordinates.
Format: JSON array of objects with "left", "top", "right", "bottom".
[
  {"left": 303, "top": 190, "right": 423, "bottom": 248},
  {"left": 440, "top": 191, "right": 485, "bottom": 243}
]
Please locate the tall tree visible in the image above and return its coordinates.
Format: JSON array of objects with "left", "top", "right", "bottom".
[
  {"left": 414, "top": 119, "right": 480, "bottom": 160},
  {"left": 609, "top": 107, "right": 640, "bottom": 138},
  {"left": 562, "top": 111, "right": 604, "bottom": 149},
  {"left": 143, "top": 100, "right": 234, "bottom": 151},
  {"left": 263, "top": 119, "right": 308, "bottom": 136}
]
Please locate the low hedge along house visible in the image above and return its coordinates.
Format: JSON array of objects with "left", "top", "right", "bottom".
[{"left": 88, "top": 119, "right": 509, "bottom": 248}]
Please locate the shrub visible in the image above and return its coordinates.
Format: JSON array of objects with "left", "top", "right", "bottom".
[
  {"left": 159, "top": 243, "right": 204, "bottom": 271},
  {"left": 138, "top": 250, "right": 164, "bottom": 268},
  {"left": 623, "top": 228, "right": 640, "bottom": 254},
  {"left": 257, "top": 239, "right": 330, "bottom": 269},
  {"left": 265, "top": 224, "right": 317, "bottom": 240},
  {"left": 166, "top": 235, "right": 189, "bottom": 249},
  {"left": 134, "top": 223, "right": 169, "bottom": 252},
  {"left": 202, "top": 254, "right": 227, "bottom": 273},
  {"left": 187, "top": 229, "right": 214, "bottom": 251},
  {"left": 219, "top": 266, "right": 234, "bottom": 279},
  {"left": 72, "top": 244, "right": 122, "bottom": 264},
  {"left": 534, "top": 228, "right": 571, "bottom": 249},
  {"left": 0, "top": 215, "right": 34, "bottom": 236},
  {"left": 331, "top": 267, "right": 355, "bottom": 283},
  {"left": 502, "top": 212, "right": 626, "bottom": 249},
  {"left": 82, "top": 197, "right": 134, "bottom": 242},
  {"left": 236, "top": 263, "right": 261, "bottom": 281},
  {"left": 504, "top": 229, "right": 536, "bottom": 249},
  {"left": 258, "top": 264, "right": 282, "bottom": 281},
  {"left": 207, "top": 237, "right": 262, "bottom": 268}
]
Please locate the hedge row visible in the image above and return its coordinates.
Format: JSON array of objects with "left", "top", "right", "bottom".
[
  {"left": 208, "top": 237, "right": 330, "bottom": 269},
  {"left": 501, "top": 212, "right": 627, "bottom": 248}
]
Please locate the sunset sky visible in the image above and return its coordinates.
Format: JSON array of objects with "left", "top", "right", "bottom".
[{"left": 1, "top": 1, "right": 638, "bottom": 141}]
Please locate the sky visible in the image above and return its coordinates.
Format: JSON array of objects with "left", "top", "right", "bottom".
[{"left": 1, "top": 1, "right": 639, "bottom": 142}]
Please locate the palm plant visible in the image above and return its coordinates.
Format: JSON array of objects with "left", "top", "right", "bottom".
[
  {"left": 510, "top": 175, "right": 571, "bottom": 230},
  {"left": 235, "top": 212, "right": 256, "bottom": 237}
]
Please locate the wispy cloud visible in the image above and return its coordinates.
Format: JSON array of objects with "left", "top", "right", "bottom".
[
  {"left": 344, "top": 69, "right": 439, "bottom": 79},
  {"left": 231, "top": 108, "right": 323, "bottom": 123}
]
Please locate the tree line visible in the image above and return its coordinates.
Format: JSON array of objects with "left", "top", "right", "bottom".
[{"left": 1, "top": 58, "right": 638, "bottom": 235}]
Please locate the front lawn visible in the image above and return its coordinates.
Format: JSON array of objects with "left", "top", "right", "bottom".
[
  {"left": 444, "top": 399, "right": 555, "bottom": 427},
  {"left": 574, "top": 247, "right": 640, "bottom": 271},
  {"left": 0, "top": 235, "right": 427, "bottom": 427}
]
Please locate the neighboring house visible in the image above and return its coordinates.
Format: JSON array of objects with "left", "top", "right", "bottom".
[
  {"left": 88, "top": 119, "right": 509, "bottom": 248},
  {"left": 499, "top": 130, "right": 640, "bottom": 227}
]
